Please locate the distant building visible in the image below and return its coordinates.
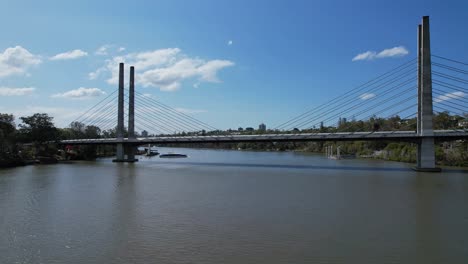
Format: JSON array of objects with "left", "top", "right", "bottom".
[
  {"left": 320, "top": 122, "right": 324, "bottom": 129},
  {"left": 459, "top": 119, "right": 468, "bottom": 128},
  {"left": 338, "top": 117, "right": 347, "bottom": 127},
  {"left": 259, "top": 123, "right": 266, "bottom": 131},
  {"left": 245, "top": 127, "right": 254, "bottom": 132},
  {"left": 141, "top": 130, "right": 148, "bottom": 137}
]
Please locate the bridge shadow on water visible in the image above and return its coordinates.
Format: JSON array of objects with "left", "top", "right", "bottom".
[{"left": 152, "top": 161, "right": 468, "bottom": 173}]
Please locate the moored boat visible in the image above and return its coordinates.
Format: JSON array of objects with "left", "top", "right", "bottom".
[{"left": 159, "top": 153, "right": 187, "bottom": 158}]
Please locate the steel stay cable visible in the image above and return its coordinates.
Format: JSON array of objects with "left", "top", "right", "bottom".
[
  {"left": 128, "top": 92, "right": 228, "bottom": 142},
  {"left": 325, "top": 85, "right": 417, "bottom": 131},
  {"left": 433, "top": 90, "right": 468, "bottom": 107},
  {"left": 75, "top": 95, "right": 119, "bottom": 125},
  {"left": 297, "top": 81, "right": 417, "bottom": 130},
  {"left": 134, "top": 111, "right": 185, "bottom": 134},
  {"left": 289, "top": 75, "right": 417, "bottom": 130},
  {"left": 431, "top": 62, "right": 468, "bottom": 75},
  {"left": 273, "top": 58, "right": 417, "bottom": 130},
  {"left": 70, "top": 89, "right": 118, "bottom": 124},
  {"left": 134, "top": 91, "right": 218, "bottom": 131},
  {"left": 432, "top": 80, "right": 468, "bottom": 93},
  {"left": 134, "top": 94, "right": 232, "bottom": 141},
  {"left": 432, "top": 71, "right": 468, "bottom": 84},
  {"left": 283, "top": 95, "right": 417, "bottom": 140},
  {"left": 134, "top": 97, "right": 207, "bottom": 133},
  {"left": 432, "top": 54, "right": 468, "bottom": 67},
  {"left": 133, "top": 113, "right": 173, "bottom": 135},
  {"left": 276, "top": 65, "right": 417, "bottom": 131},
  {"left": 332, "top": 93, "right": 414, "bottom": 134},
  {"left": 334, "top": 99, "right": 417, "bottom": 136},
  {"left": 83, "top": 104, "right": 118, "bottom": 128},
  {"left": 434, "top": 100, "right": 468, "bottom": 113}
]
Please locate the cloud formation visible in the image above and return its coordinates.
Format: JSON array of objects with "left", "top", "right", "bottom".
[
  {"left": 359, "top": 93, "right": 376, "bottom": 100},
  {"left": 434, "top": 91, "right": 465, "bottom": 103},
  {"left": 0, "top": 87, "right": 36, "bottom": 96},
  {"left": 91, "top": 48, "right": 234, "bottom": 91},
  {"left": 0, "top": 46, "right": 41, "bottom": 78},
  {"left": 95, "top": 45, "right": 111, "bottom": 56},
  {"left": 228, "top": 40, "right": 233, "bottom": 46},
  {"left": 352, "top": 46, "right": 409, "bottom": 61},
  {"left": 50, "top": 49, "right": 88, "bottom": 60},
  {"left": 51, "top": 87, "right": 106, "bottom": 99}
]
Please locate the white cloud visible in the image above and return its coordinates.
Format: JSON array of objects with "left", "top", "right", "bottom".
[
  {"left": 50, "top": 49, "right": 88, "bottom": 60},
  {"left": 118, "top": 47, "right": 126, "bottom": 52},
  {"left": 434, "top": 91, "right": 465, "bottom": 103},
  {"left": 95, "top": 45, "right": 111, "bottom": 55},
  {"left": 0, "top": 87, "right": 36, "bottom": 96},
  {"left": 88, "top": 66, "right": 107, "bottom": 80},
  {"left": 228, "top": 40, "right": 233, "bottom": 46},
  {"left": 92, "top": 48, "right": 234, "bottom": 92},
  {"left": 174, "top": 107, "right": 207, "bottom": 114},
  {"left": 0, "top": 46, "right": 41, "bottom": 78},
  {"left": 359, "top": 93, "right": 376, "bottom": 100},
  {"left": 352, "top": 46, "right": 409, "bottom": 61},
  {"left": 376, "top": 46, "right": 409, "bottom": 58},
  {"left": 352, "top": 51, "right": 377, "bottom": 61},
  {"left": 51, "top": 87, "right": 106, "bottom": 99}
]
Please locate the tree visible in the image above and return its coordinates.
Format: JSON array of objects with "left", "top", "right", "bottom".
[
  {"left": 18, "top": 113, "right": 58, "bottom": 144},
  {"left": 84, "top": 125, "right": 101, "bottom": 139},
  {"left": 0, "top": 113, "right": 16, "bottom": 153}
]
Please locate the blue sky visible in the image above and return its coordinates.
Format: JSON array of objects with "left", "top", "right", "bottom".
[{"left": 0, "top": 0, "right": 467, "bottom": 131}]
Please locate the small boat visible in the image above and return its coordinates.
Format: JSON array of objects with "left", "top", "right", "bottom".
[
  {"left": 143, "top": 144, "right": 159, "bottom": 157},
  {"left": 159, "top": 153, "right": 188, "bottom": 158},
  {"left": 146, "top": 150, "right": 159, "bottom": 157}
]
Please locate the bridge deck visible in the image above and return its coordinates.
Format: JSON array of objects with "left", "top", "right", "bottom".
[{"left": 59, "top": 130, "right": 467, "bottom": 145}]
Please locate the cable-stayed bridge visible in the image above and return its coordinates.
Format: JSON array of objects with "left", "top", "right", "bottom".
[{"left": 60, "top": 16, "right": 467, "bottom": 171}]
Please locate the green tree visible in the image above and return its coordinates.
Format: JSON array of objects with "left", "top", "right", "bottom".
[
  {"left": 18, "top": 113, "right": 59, "bottom": 144},
  {"left": 0, "top": 113, "right": 16, "bottom": 153}
]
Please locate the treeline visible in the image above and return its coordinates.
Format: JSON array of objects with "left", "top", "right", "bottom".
[
  {"left": 0, "top": 113, "right": 116, "bottom": 166},
  {"left": 164, "top": 113, "right": 468, "bottom": 167},
  {"left": 1, "top": 111, "right": 467, "bottom": 167}
]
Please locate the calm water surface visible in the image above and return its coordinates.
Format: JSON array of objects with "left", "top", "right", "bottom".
[{"left": 1, "top": 148, "right": 467, "bottom": 264}]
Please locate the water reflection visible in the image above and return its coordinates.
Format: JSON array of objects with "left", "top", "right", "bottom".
[{"left": 0, "top": 148, "right": 467, "bottom": 264}]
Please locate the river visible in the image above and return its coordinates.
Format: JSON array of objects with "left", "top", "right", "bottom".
[{"left": 1, "top": 147, "right": 467, "bottom": 264}]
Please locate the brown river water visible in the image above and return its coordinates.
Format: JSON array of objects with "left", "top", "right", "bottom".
[{"left": 1, "top": 147, "right": 467, "bottom": 264}]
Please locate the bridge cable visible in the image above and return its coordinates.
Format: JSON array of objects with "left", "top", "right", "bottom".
[
  {"left": 296, "top": 79, "right": 417, "bottom": 130},
  {"left": 432, "top": 54, "right": 468, "bottom": 67},
  {"left": 273, "top": 58, "right": 417, "bottom": 130},
  {"left": 69, "top": 89, "right": 118, "bottom": 125},
  {"left": 290, "top": 70, "right": 417, "bottom": 130}
]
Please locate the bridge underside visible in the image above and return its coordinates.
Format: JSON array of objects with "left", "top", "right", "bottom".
[{"left": 60, "top": 130, "right": 466, "bottom": 146}]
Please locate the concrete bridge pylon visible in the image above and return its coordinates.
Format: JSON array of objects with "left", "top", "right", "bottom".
[
  {"left": 414, "top": 16, "right": 440, "bottom": 172},
  {"left": 113, "top": 63, "right": 138, "bottom": 163}
]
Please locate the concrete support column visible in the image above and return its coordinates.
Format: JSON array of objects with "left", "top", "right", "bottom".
[
  {"left": 127, "top": 66, "right": 136, "bottom": 161},
  {"left": 417, "top": 24, "right": 422, "bottom": 135},
  {"left": 415, "top": 16, "right": 440, "bottom": 172},
  {"left": 115, "top": 63, "right": 125, "bottom": 161}
]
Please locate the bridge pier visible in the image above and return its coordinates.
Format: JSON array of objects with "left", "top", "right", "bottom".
[
  {"left": 413, "top": 16, "right": 440, "bottom": 172},
  {"left": 113, "top": 63, "right": 138, "bottom": 163}
]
